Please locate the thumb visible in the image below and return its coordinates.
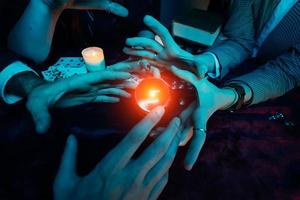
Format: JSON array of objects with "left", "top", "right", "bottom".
[
  {"left": 27, "top": 101, "right": 51, "bottom": 134},
  {"left": 56, "top": 135, "right": 78, "bottom": 181},
  {"left": 196, "top": 64, "right": 208, "bottom": 80}
]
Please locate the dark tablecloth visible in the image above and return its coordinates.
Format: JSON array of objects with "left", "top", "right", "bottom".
[{"left": 0, "top": 89, "right": 299, "bottom": 200}]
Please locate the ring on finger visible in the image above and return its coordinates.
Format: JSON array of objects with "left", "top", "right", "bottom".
[{"left": 193, "top": 128, "right": 206, "bottom": 133}]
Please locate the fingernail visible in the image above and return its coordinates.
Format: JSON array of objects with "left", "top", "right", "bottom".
[
  {"left": 36, "top": 124, "right": 46, "bottom": 134},
  {"left": 150, "top": 131, "right": 158, "bottom": 137},
  {"left": 153, "top": 106, "right": 165, "bottom": 116},
  {"left": 185, "top": 165, "right": 193, "bottom": 171},
  {"left": 173, "top": 117, "right": 181, "bottom": 128},
  {"left": 171, "top": 65, "right": 177, "bottom": 71},
  {"left": 144, "top": 15, "right": 151, "bottom": 22},
  {"left": 67, "top": 135, "right": 76, "bottom": 145}
]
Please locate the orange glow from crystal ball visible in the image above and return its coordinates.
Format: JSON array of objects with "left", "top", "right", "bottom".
[{"left": 135, "top": 78, "right": 170, "bottom": 112}]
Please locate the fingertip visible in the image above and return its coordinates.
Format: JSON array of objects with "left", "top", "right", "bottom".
[
  {"left": 114, "top": 98, "right": 121, "bottom": 103},
  {"left": 184, "top": 159, "right": 195, "bottom": 171},
  {"left": 170, "top": 65, "right": 179, "bottom": 74},
  {"left": 125, "top": 38, "right": 131, "bottom": 44},
  {"left": 111, "top": 3, "right": 129, "bottom": 17},
  {"left": 184, "top": 165, "right": 193, "bottom": 171},
  {"left": 122, "top": 47, "right": 128, "bottom": 53},
  {"left": 36, "top": 122, "right": 49, "bottom": 134},
  {"left": 157, "top": 106, "right": 166, "bottom": 114},
  {"left": 172, "top": 117, "right": 181, "bottom": 129},
  {"left": 126, "top": 37, "right": 138, "bottom": 44},
  {"left": 110, "top": 97, "right": 120, "bottom": 103},
  {"left": 150, "top": 66, "right": 161, "bottom": 78},
  {"left": 124, "top": 92, "right": 132, "bottom": 98},
  {"left": 123, "top": 9, "right": 129, "bottom": 17},
  {"left": 144, "top": 15, "right": 153, "bottom": 24},
  {"left": 67, "top": 135, "right": 76, "bottom": 146},
  {"left": 151, "top": 106, "right": 165, "bottom": 118},
  {"left": 154, "top": 72, "right": 161, "bottom": 79},
  {"left": 171, "top": 65, "right": 178, "bottom": 70},
  {"left": 36, "top": 125, "right": 46, "bottom": 134}
]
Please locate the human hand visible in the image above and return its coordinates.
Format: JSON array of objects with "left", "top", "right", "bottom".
[
  {"left": 149, "top": 101, "right": 196, "bottom": 147},
  {"left": 171, "top": 66, "right": 237, "bottom": 170},
  {"left": 124, "top": 15, "right": 215, "bottom": 78},
  {"left": 124, "top": 16, "right": 194, "bottom": 68},
  {"left": 54, "top": 106, "right": 182, "bottom": 200},
  {"left": 41, "top": 0, "right": 128, "bottom": 17},
  {"left": 26, "top": 71, "right": 132, "bottom": 134},
  {"left": 107, "top": 59, "right": 161, "bottom": 79}
]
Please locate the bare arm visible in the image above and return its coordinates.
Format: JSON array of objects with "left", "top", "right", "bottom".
[{"left": 7, "top": 0, "right": 128, "bottom": 64}]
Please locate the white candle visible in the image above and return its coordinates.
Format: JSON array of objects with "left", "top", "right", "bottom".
[{"left": 82, "top": 47, "right": 106, "bottom": 72}]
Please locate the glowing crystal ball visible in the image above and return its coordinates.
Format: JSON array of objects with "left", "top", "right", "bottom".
[{"left": 135, "top": 78, "right": 170, "bottom": 112}]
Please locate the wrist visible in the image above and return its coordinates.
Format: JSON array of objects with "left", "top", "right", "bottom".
[
  {"left": 219, "top": 87, "right": 238, "bottom": 110},
  {"left": 194, "top": 53, "right": 216, "bottom": 73},
  {"left": 226, "top": 81, "right": 253, "bottom": 106},
  {"left": 7, "top": 72, "right": 46, "bottom": 98}
]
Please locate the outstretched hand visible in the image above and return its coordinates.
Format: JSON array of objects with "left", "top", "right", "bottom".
[
  {"left": 124, "top": 15, "right": 216, "bottom": 78},
  {"left": 124, "top": 16, "right": 194, "bottom": 67},
  {"left": 54, "top": 106, "right": 182, "bottom": 200},
  {"left": 171, "top": 66, "right": 236, "bottom": 170},
  {"left": 26, "top": 71, "right": 132, "bottom": 134}
]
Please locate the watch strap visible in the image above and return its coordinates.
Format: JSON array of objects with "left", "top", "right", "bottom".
[{"left": 225, "top": 83, "right": 246, "bottom": 110}]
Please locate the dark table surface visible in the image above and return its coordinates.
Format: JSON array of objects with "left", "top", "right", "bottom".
[
  {"left": 0, "top": 45, "right": 299, "bottom": 199},
  {"left": 0, "top": 87, "right": 299, "bottom": 200}
]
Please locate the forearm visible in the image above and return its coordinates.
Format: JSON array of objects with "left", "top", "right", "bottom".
[
  {"left": 8, "top": 0, "right": 63, "bottom": 64},
  {"left": 6, "top": 71, "right": 46, "bottom": 99},
  {"left": 227, "top": 46, "right": 300, "bottom": 105},
  {"left": 208, "top": 39, "right": 253, "bottom": 78}
]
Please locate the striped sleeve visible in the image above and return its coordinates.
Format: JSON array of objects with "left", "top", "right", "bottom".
[
  {"left": 229, "top": 43, "right": 300, "bottom": 105},
  {"left": 0, "top": 51, "right": 38, "bottom": 104},
  {"left": 209, "top": 0, "right": 256, "bottom": 78}
]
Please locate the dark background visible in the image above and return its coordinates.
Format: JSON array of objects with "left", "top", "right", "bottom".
[{"left": 0, "top": 0, "right": 300, "bottom": 199}]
